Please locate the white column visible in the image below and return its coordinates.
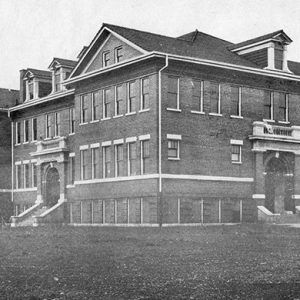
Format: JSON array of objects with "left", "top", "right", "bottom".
[
  {"left": 33, "top": 78, "right": 39, "bottom": 99},
  {"left": 282, "top": 44, "right": 291, "bottom": 72},
  {"left": 51, "top": 70, "right": 55, "bottom": 93},
  {"left": 25, "top": 80, "right": 30, "bottom": 101},
  {"left": 267, "top": 43, "right": 275, "bottom": 69}
]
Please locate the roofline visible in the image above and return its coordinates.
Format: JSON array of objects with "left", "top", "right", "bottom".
[
  {"left": 48, "top": 58, "right": 77, "bottom": 70},
  {"left": 68, "top": 25, "right": 148, "bottom": 78},
  {"left": 9, "top": 89, "right": 75, "bottom": 112},
  {"left": 64, "top": 51, "right": 300, "bottom": 85}
]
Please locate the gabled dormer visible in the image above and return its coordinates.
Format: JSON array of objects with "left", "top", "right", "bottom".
[
  {"left": 229, "top": 30, "right": 293, "bottom": 73},
  {"left": 22, "top": 69, "right": 52, "bottom": 102},
  {"left": 48, "top": 58, "right": 77, "bottom": 93}
]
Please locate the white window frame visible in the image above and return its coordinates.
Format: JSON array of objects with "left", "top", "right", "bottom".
[
  {"left": 69, "top": 152, "right": 75, "bottom": 184},
  {"left": 167, "top": 76, "right": 181, "bottom": 112},
  {"left": 230, "top": 139, "right": 243, "bottom": 164},
  {"left": 15, "top": 162, "right": 22, "bottom": 189},
  {"left": 278, "top": 93, "right": 289, "bottom": 124},
  {"left": 102, "top": 144, "right": 111, "bottom": 178},
  {"left": 140, "top": 77, "right": 150, "bottom": 111},
  {"left": 23, "top": 119, "right": 29, "bottom": 143},
  {"left": 191, "top": 80, "right": 204, "bottom": 114},
  {"left": 31, "top": 118, "right": 37, "bottom": 142},
  {"left": 80, "top": 147, "right": 88, "bottom": 180},
  {"left": 23, "top": 161, "right": 30, "bottom": 188},
  {"left": 91, "top": 92, "right": 100, "bottom": 122},
  {"left": 140, "top": 137, "right": 150, "bottom": 175},
  {"left": 15, "top": 121, "right": 21, "bottom": 145},
  {"left": 114, "top": 46, "right": 123, "bottom": 63},
  {"left": 208, "top": 82, "right": 222, "bottom": 116},
  {"left": 127, "top": 81, "right": 136, "bottom": 114},
  {"left": 230, "top": 86, "right": 242, "bottom": 118},
  {"left": 45, "top": 114, "right": 51, "bottom": 139},
  {"left": 167, "top": 134, "right": 181, "bottom": 160},
  {"left": 263, "top": 91, "right": 274, "bottom": 122},
  {"left": 54, "top": 112, "right": 60, "bottom": 137},
  {"left": 114, "top": 140, "right": 124, "bottom": 177},
  {"left": 102, "top": 51, "right": 110, "bottom": 67},
  {"left": 102, "top": 89, "right": 111, "bottom": 120},
  {"left": 69, "top": 107, "right": 75, "bottom": 134},
  {"left": 127, "top": 137, "right": 137, "bottom": 176},
  {"left": 91, "top": 144, "right": 100, "bottom": 179},
  {"left": 115, "top": 85, "right": 124, "bottom": 117},
  {"left": 31, "top": 161, "right": 37, "bottom": 188}
]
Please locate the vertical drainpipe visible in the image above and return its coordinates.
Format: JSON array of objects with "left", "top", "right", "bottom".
[
  {"left": 9, "top": 111, "right": 14, "bottom": 207},
  {"left": 158, "top": 55, "right": 169, "bottom": 226}
]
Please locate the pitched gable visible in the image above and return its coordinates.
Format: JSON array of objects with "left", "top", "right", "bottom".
[{"left": 84, "top": 33, "right": 144, "bottom": 73}]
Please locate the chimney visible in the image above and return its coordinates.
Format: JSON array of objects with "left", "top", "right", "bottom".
[{"left": 19, "top": 69, "right": 27, "bottom": 104}]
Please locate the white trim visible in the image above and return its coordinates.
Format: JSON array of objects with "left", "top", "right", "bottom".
[
  {"left": 208, "top": 113, "right": 222, "bottom": 117},
  {"left": 138, "top": 134, "right": 150, "bottom": 141},
  {"left": 252, "top": 194, "right": 265, "bottom": 199},
  {"left": 31, "top": 117, "right": 37, "bottom": 142},
  {"left": 31, "top": 159, "right": 37, "bottom": 163},
  {"left": 191, "top": 110, "right": 205, "bottom": 115},
  {"left": 230, "top": 115, "right": 243, "bottom": 119},
  {"left": 113, "top": 138, "right": 124, "bottom": 145},
  {"left": 139, "top": 108, "right": 150, "bottom": 113},
  {"left": 69, "top": 152, "right": 75, "bottom": 157},
  {"left": 79, "top": 144, "right": 89, "bottom": 150},
  {"left": 166, "top": 108, "right": 182, "bottom": 113},
  {"left": 167, "top": 134, "right": 182, "bottom": 140},
  {"left": 233, "top": 41, "right": 272, "bottom": 55},
  {"left": 125, "top": 112, "right": 136, "bottom": 116},
  {"left": 15, "top": 161, "right": 21, "bottom": 165},
  {"left": 292, "top": 195, "right": 300, "bottom": 200},
  {"left": 125, "top": 136, "right": 137, "bottom": 143},
  {"left": 101, "top": 141, "right": 112, "bottom": 147},
  {"left": 230, "top": 139, "right": 243, "bottom": 145},
  {"left": 23, "top": 160, "right": 30, "bottom": 164},
  {"left": 90, "top": 143, "right": 100, "bottom": 148},
  {"left": 13, "top": 187, "right": 37, "bottom": 192},
  {"left": 0, "top": 189, "right": 11, "bottom": 193},
  {"left": 161, "top": 174, "right": 253, "bottom": 182}
]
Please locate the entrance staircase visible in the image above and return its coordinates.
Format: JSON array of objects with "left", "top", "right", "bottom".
[
  {"left": 16, "top": 207, "right": 48, "bottom": 227},
  {"left": 258, "top": 206, "right": 300, "bottom": 224}
]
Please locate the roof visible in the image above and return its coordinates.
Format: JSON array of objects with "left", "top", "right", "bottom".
[
  {"left": 228, "top": 30, "right": 292, "bottom": 50},
  {"left": 102, "top": 23, "right": 259, "bottom": 68},
  {"left": 288, "top": 61, "right": 300, "bottom": 76},
  {"left": 49, "top": 57, "right": 77, "bottom": 69},
  {"left": 25, "top": 68, "right": 51, "bottom": 78},
  {"left": 0, "top": 88, "right": 19, "bottom": 108}
]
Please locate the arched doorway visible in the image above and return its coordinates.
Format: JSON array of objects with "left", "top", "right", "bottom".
[
  {"left": 265, "top": 157, "right": 294, "bottom": 213},
  {"left": 45, "top": 167, "right": 60, "bottom": 207}
]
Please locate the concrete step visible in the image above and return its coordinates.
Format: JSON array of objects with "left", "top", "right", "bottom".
[{"left": 17, "top": 207, "right": 49, "bottom": 227}]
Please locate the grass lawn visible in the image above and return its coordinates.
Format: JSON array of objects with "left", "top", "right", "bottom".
[{"left": 0, "top": 224, "right": 300, "bottom": 299}]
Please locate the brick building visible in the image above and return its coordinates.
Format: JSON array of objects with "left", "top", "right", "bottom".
[{"left": 10, "top": 24, "right": 300, "bottom": 226}]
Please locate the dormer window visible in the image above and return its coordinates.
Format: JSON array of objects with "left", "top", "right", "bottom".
[
  {"left": 115, "top": 46, "right": 123, "bottom": 63},
  {"left": 28, "top": 79, "right": 34, "bottom": 100},
  {"left": 103, "top": 51, "right": 110, "bottom": 67},
  {"left": 274, "top": 44, "right": 284, "bottom": 70},
  {"left": 54, "top": 69, "right": 61, "bottom": 92}
]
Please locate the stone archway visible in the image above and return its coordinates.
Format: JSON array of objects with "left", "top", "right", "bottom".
[
  {"left": 45, "top": 167, "right": 60, "bottom": 207},
  {"left": 265, "top": 156, "right": 294, "bottom": 213}
]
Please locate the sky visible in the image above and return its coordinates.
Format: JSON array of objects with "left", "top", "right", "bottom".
[{"left": 0, "top": 0, "right": 300, "bottom": 90}]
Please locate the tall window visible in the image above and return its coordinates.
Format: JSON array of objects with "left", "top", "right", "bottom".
[
  {"left": 54, "top": 69, "right": 61, "bottom": 92},
  {"left": 141, "top": 140, "right": 150, "bottom": 174},
  {"left": 81, "top": 94, "right": 90, "bottom": 123},
  {"left": 46, "top": 114, "right": 52, "bottom": 138},
  {"left": 69, "top": 155, "right": 75, "bottom": 184},
  {"left": 128, "top": 81, "right": 136, "bottom": 113},
  {"left": 103, "top": 51, "right": 110, "bottom": 67},
  {"left": 92, "top": 91, "right": 101, "bottom": 121},
  {"left": 54, "top": 112, "right": 60, "bottom": 137},
  {"left": 115, "top": 144, "right": 123, "bottom": 177},
  {"left": 16, "top": 164, "right": 22, "bottom": 189},
  {"left": 191, "top": 80, "right": 203, "bottom": 112},
  {"left": 92, "top": 147, "right": 100, "bottom": 179},
  {"left": 103, "top": 146, "right": 111, "bottom": 178},
  {"left": 275, "top": 47, "right": 284, "bottom": 70},
  {"left": 231, "top": 145, "right": 242, "bottom": 163},
  {"left": 24, "top": 164, "right": 30, "bottom": 188},
  {"left": 69, "top": 107, "right": 75, "bottom": 134},
  {"left": 264, "top": 90, "right": 273, "bottom": 120},
  {"left": 32, "top": 163, "right": 37, "bottom": 188},
  {"left": 16, "top": 122, "right": 21, "bottom": 144},
  {"left": 80, "top": 149, "right": 88, "bottom": 180},
  {"left": 32, "top": 118, "right": 37, "bottom": 141},
  {"left": 128, "top": 142, "right": 137, "bottom": 176},
  {"left": 230, "top": 86, "right": 242, "bottom": 117},
  {"left": 167, "top": 76, "right": 179, "bottom": 110},
  {"left": 115, "top": 85, "right": 124, "bottom": 116},
  {"left": 103, "top": 88, "right": 111, "bottom": 119},
  {"left": 206, "top": 81, "right": 220, "bottom": 114},
  {"left": 168, "top": 140, "right": 180, "bottom": 159},
  {"left": 28, "top": 80, "right": 34, "bottom": 100},
  {"left": 276, "top": 92, "right": 289, "bottom": 122},
  {"left": 141, "top": 77, "right": 150, "bottom": 110},
  {"left": 115, "top": 46, "right": 123, "bottom": 63},
  {"left": 24, "top": 120, "right": 29, "bottom": 143}
]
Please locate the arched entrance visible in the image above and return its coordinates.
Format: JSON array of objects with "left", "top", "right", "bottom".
[
  {"left": 45, "top": 167, "right": 60, "bottom": 207},
  {"left": 265, "top": 156, "right": 294, "bottom": 213}
]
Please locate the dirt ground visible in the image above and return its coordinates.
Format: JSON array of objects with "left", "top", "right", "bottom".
[{"left": 0, "top": 224, "right": 299, "bottom": 299}]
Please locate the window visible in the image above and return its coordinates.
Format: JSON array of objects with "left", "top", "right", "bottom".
[
  {"left": 191, "top": 80, "right": 203, "bottom": 112},
  {"left": 81, "top": 94, "right": 90, "bottom": 123},
  {"left": 230, "top": 140, "right": 243, "bottom": 164},
  {"left": 103, "top": 88, "right": 111, "bottom": 119},
  {"left": 24, "top": 120, "right": 29, "bottom": 143},
  {"left": 141, "top": 140, "right": 150, "bottom": 174},
  {"left": 167, "top": 76, "right": 179, "bottom": 110},
  {"left": 206, "top": 81, "right": 220, "bottom": 114},
  {"left": 54, "top": 112, "right": 60, "bottom": 137},
  {"left": 103, "top": 146, "right": 111, "bottom": 178},
  {"left": 92, "top": 91, "right": 101, "bottom": 121},
  {"left": 128, "top": 142, "right": 137, "bottom": 176},
  {"left": 69, "top": 107, "right": 75, "bottom": 134},
  {"left": 69, "top": 155, "right": 75, "bottom": 184},
  {"left": 16, "top": 164, "right": 22, "bottom": 189},
  {"left": 275, "top": 47, "right": 284, "bottom": 70},
  {"left": 32, "top": 163, "right": 37, "bottom": 188},
  {"left": 16, "top": 122, "right": 21, "bottom": 144},
  {"left": 54, "top": 69, "right": 61, "bottom": 92},
  {"left": 24, "top": 164, "right": 30, "bottom": 188},
  {"left": 28, "top": 80, "right": 34, "bottom": 100},
  {"left": 80, "top": 149, "right": 88, "bottom": 180},
  {"left": 103, "top": 51, "right": 110, "bottom": 67},
  {"left": 115, "top": 46, "right": 123, "bottom": 63},
  {"left": 141, "top": 77, "right": 150, "bottom": 110},
  {"left": 115, "top": 85, "right": 124, "bottom": 116},
  {"left": 46, "top": 114, "right": 52, "bottom": 138},
  {"left": 168, "top": 140, "right": 180, "bottom": 159},
  {"left": 115, "top": 144, "right": 123, "bottom": 177},
  {"left": 230, "top": 86, "right": 242, "bottom": 117},
  {"left": 276, "top": 92, "right": 289, "bottom": 122},
  {"left": 91, "top": 147, "right": 100, "bottom": 179},
  {"left": 128, "top": 81, "right": 136, "bottom": 113},
  {"left": 264, "top": 90, "right": 273, "bottom": 120},
  {"left": 32, "top": 118, "right": 37, "bottom": 141}
]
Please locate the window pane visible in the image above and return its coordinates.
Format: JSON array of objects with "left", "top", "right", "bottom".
[
  {"left": 168, "top": 77, "right": 178, "bottom": 109},
  {"left": 32, "top": 118, "right": 37, "bottom": 141},
  {"left": 209, "top": 82, "right": 219, "bottom": 113},
  {"left": 263, "top": 90, "right": 272, "bottom": 120},
  {"left": 230, "top": 86, "right": 240, "bottom": 116},
  {"left": 192, "top": 80, "right": 201, "bottom": 111}
]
